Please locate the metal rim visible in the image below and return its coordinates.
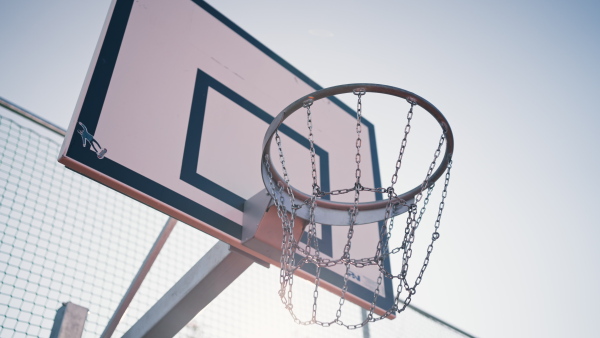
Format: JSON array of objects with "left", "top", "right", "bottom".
[{"left": 261, "top": 83, "right": 454, "bottom": 224}]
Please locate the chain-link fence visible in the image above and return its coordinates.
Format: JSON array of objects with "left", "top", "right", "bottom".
[{"left": 0, "top": 107, "right": 472, "bottom": 337}]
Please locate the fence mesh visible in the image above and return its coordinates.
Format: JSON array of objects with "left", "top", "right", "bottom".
[{"left": 0, "top": 110, "right": 471, "bottom": 337}]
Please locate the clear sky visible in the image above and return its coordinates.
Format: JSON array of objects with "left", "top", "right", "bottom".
[{"left": 1, "top": 1, "right": 599, "bottom": 337}]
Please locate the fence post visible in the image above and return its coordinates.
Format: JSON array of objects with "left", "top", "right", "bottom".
[{"left": 49, "top": 302, "right": 88, "bottom": 338}]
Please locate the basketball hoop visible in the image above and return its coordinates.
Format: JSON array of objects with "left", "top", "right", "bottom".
[{"left": 262, "top": 83, "right": 454, "bottom": 328}]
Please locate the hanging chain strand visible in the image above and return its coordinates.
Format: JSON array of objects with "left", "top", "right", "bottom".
[
  {"left": 390, "top": 99, "right": 416, "bottom": 188},
  {"left": 265, "top": 90, "right": 453, "bottom": 329},
  {"left": 376, "top": 99, "right": 416, "bottom": 279},
  {"left": 304, "top": 98, "right": 324, "bottom": 324},
  {"left": 335, "top": 88, "right": 365, "bottom": 325},
  {"left": 305, "top": 98, "right": 320, "bottom": 195}
]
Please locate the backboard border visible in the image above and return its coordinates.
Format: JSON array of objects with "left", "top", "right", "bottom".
[{"left": 58, "top": 0, "right": 395, "bottom": 314}]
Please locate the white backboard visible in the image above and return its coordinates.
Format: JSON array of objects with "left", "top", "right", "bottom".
[{"left": 59, "top": 0, "right": 394, "bottom": 314}]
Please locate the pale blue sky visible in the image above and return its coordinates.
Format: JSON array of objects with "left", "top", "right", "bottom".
[{"left": 1, "top": 1, "right": 599, "bottom": 337}]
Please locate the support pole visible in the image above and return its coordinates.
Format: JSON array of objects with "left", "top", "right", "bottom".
[
  {"left": 101, "top": 217, "right": 178, "bottom": 338},
  {"left": 122, "top": 241, "right": 255, "bottom": 338}
]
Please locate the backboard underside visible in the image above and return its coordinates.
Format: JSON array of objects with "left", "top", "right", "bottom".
[{"left": 59, "top": 0, "right": 394, "bottom": 315}]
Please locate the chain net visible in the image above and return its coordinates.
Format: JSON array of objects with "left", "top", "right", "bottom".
[{"left": 265, "top": 91, "right": 453, "bottom": 329}]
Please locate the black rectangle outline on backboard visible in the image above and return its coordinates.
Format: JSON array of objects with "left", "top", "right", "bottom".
[
  {"left": 180, "top": 69, "right": 331, "bottom": 212},
  {"left": 181, "top": 69, "right": 335, "bottom": 257},
  {"left": 63, "top": 0, "right": 393, "bottom": 312}
]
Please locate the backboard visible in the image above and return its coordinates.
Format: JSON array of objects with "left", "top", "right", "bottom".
[{"left": 59, "top": 0, "right": 394, "bottom": 315}]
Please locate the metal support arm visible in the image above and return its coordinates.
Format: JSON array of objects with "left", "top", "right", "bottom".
[{"left": 122, "top": 241, "right": 254, "bottom": 337}]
